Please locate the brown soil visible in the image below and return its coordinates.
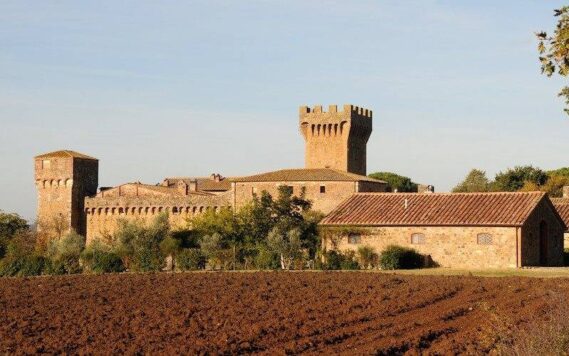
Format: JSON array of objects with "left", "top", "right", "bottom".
[{"left": 1, "top": 272, "right": 568, "bottom": 354}]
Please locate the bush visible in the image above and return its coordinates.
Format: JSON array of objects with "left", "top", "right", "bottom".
[
  {"left": 254, "top": 244, "right": 280, "bottom": 270},
  {"left": 176, "top": 248, "right": 206, "bottom": 271},
  {"left": 379, "top": 245, "right": 423, "bottom": 270},
  {"left": 322, "top": 250, "right": 360, "bottom": 270},
  {"left": 357, "top": 246, "right": 379, "bottom": 269},
  {"left": 0, "top": 254, "right": 46, "bottom": 277},
  {"left": 45, "top": 231, "right": 85, "bottom": 275},
  {"left": 81, "top": 241, "right": 125, "bottom": 274}
]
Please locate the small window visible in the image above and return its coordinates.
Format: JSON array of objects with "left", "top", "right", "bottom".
[
  {"left": 42, "top": 159, "right": 51, "bottom": 169},
  {"left": 477, "top": 233, "right": 493, "bottom": 245},
  {"left": 251, "top": 187, "right": 258, "bottom": 195},
  {"left": 411, "top": 233, "right": 425, "bottom": 244},
  {"left": 320, "top": 185, "right": 326, "bottom": 193},
  {"left": 348, "top": 233, "right": 361, "bottom": 244}
]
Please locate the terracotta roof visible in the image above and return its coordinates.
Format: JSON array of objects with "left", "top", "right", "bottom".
[
  {"left": 35, "top": 150, "right": 97, "bottom": 160},
  {"left": 231, "top": 168, "right": 386, "bottom": 183},
  {"left": 164, "top": 177, "right": 232, "bottom": 191},
  {"left": 552, "top": 198, "right": 569, "bottom": 232},
  {"left": 321, "top": 192, "right": 549, "bottom": 227}
]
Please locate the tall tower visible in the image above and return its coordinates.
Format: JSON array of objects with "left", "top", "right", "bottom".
[
  {"left": 34, "top": 150, "right": 98, "bottom": 238},
  {"left": 299, "top": 104, "right": 372, "bottom": 176}
]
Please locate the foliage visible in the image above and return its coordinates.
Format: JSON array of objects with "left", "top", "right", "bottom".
[
  {"left": 548, "top": 167, "right": 569, "bottom": 178},
  {"left": 357, "top": 245, "right": 379, "bottom": 269},
  {"left": 45, "top": 231, "right": 85, "bottom": 275},
  {"left": 368, "top": 172, "right": 418, "bottom": 192},
  {"left": 537, "top": 6, "right": 569, "bottom": 115},
  {"left": 322, "top": 250, "right": 360, "bottom": 270},
  {"left": 492, "top": 166, "right": 548, "bottom": 192},
  {"left": 114, "top": 213, "right": 170, "bottom": 272},
  {"left": 452, "top": 169, "right": 490, "bottom": 193},
  {"left": 176, "top": 248, "right": 206, "bottom": 270},
  {"left": 190, "top": 185, "right": 321, "bottom": 269},
  {"left": 266, "top": 227, "right": 304, "bottom": 270},
  {"left": 81, "top": 239, "right": 125, "bottom": 274},
  {"left": 0, "top": 254, "right": 46, "bottom": 277},
  {"left": 253, "top": 243, "right": 280, "bottom": 269},
  {"left": 379, "top": 245, "right": 423, "bottom": 270},
  {"left": 0, "top": 211, "right": 29, "bottom": 259}
]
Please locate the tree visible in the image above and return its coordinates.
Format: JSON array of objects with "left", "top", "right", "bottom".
[
  {"left": 45, "top": 231, "right": 85, "bottom": 274},
  {"left": 368, "top": 172, "right": 418, "bottom": 192},
  {"left": 0, "top": 211, "right": 29, "bottom": 259},
  {"left": 537, "top": 6, "right": 569, "bottom": 115},
  {"left": 452, "top": 169, "right": 490, "bottom": 193},
  {"left": 266, "top": 227, "right": 303, "bottom": 270},
  {"left": 493, "top": 166, "right": 548, "bottom": 192}
]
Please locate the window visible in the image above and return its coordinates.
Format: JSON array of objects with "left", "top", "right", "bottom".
[
  {"left": 251, "top": 187, "right": 258, "bottom": 195},
  {"left": 42, "top": 159, "right": 50, "bottom": 169},
  {"left": 411, "top": 233, "right": 425, "bottom": 244},
  {"left": 320, "top": 185, "right": 326, "bottom": 193},
  {"left": 348, "top": 233, "right": 361, "bottom": 244},
  {"left": 477, "top": 233, "right": 493, "bottom": 245}
]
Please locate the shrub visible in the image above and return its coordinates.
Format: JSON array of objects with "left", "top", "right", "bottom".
[
  {"left": 379, "top": 245, "right": 423, "bottom": 270},
  {"left": 322, "top": 250, "right": 360, "bottom": 270},
  {"left": 254, "top": 244, "right": 280, "bottom": 270},
  {"left": 81, "top": 241, "right": 125, "bottom": 274},
  {"left": 357, "top": 246, "right": 379, "bottom": 269},
  {"left": 45, "top": 231, "right": 85, "bottom": 275},
  {"left": 0, "top": 254, "right": 46, "bottom": 277},
  {"left": 176, "top": 248, "right": 206, "bottom": 271}
]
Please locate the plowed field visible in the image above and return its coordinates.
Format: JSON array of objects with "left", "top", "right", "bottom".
[{"left": 1, "top": 272, "right": 568, "bottom": 354}]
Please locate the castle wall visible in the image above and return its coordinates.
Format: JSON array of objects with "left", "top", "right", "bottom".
[
  {"left": 299, "top": 105, "right": 372, "bottom": 176},
  {"left": 233, "top": 180, "right": 361, "bottom": 215},
  {"left": 84, "top": 192, "right": 231, "bottom": 244},
  {"left": 323, "top": 226, "right": 520, "bottom": 269}
]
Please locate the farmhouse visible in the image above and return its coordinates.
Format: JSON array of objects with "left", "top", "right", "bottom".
[{"left": 320, "top": 192, "right": 566, "bottom": 268}]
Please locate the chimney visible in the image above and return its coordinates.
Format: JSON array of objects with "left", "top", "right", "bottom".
[
  {"left": 162, "top": 179, "right": 170, "bottom": 187},
  {"left": 211, "top": 173, "right": 221, "bottom": 183},
  {"left": 564, "top": 186, "right": 569, "bottom": 199},
  {"left": 189, "top": 179, "right": 198, "bottom": 192}
]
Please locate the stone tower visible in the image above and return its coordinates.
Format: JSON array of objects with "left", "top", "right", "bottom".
[
  {"left": 34, "top": 150, "right": 98, "bottom": 238},
  {"left": 299, "top": 104, "right": 372, "bottom": 176}
]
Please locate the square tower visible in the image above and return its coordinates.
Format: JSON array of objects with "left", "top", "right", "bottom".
[
  {"left": 299, "top": 104, "right": 372, "bottom": 176},
  {"left": 34, "top": 150, "right": 98, "bottom": 238}
]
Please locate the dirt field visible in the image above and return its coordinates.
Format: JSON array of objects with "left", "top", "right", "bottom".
[{"left": 1, "top": 272, "right": 569, "bottom": 354}]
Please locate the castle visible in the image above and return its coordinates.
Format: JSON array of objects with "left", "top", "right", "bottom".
[{"left": 35, "top": 105, "right": 387, "bottom": 243}]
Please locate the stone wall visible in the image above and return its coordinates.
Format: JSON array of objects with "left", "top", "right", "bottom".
[
  {"left": 232, "top": 180, "right": 384, "bottom": 215},
  {"left": 84, "top": 190, "right": 231, "bottom": 244},
  {"left": 35, "top": 156, "right": 98, "bottom": 238},
  {"left": 521, "top": 199, "right": 565, "bottom": 266},
  {"left": 299, "top": 105, "right": 372, "bottom": 175},
  {"left": 322, "top": 226, "right": 520, "bottom": 269}
]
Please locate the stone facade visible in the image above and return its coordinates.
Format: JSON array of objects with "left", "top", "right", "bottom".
[
  {"left": 299, "top": 105, "right": 372, "bottom": 176},
  {"left": 34, "top": 151, "right": 98, "bottom": 237}
]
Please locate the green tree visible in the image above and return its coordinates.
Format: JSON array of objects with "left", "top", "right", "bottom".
[
  {"left": 368, "top": 172, "right": 418, "bottom": 192},
  {"left": 452, "top": 169, "right": 490, "bottom": 193},
  {"left": 266, "top": 227, "right": 303, "bottom": 270},
  {"left": 0, "top": 211, "right": 29, "bottom": 259},
  {"left": 537, "top": 6, "right": 569, "bottom": 115},
  {"left": 548, "top": 167, "right": 569, "bottom": 178},
  {"left": 45, "top": 231, "right": 85, "bottom": 274},
  {"left": 493, "top": 166, "right": 548, "bottom": 192}
]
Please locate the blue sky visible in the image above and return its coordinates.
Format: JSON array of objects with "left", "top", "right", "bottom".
[{"left": 1, "top": 1, "right": 568, "bottom": 220}]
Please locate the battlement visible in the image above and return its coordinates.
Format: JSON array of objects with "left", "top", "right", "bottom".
[{"left": 299, "top": 104, "right": 372, "bottom": 118}]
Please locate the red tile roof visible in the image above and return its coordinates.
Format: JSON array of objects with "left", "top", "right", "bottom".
[
  {"left": 35, "top": 150, "right": 97, "bottom": 160},
  {"left": 231, "top": 168, "right": 386, "bottom": 183},
  {"left": 321, "top": 192, "right": 550, "bottom": 227}
]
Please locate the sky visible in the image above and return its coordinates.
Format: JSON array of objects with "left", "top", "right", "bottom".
[{"left": 1, "top": 1, "right": 569, "bottom": 221}]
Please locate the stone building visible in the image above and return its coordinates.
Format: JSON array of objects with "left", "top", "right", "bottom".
[
  {"left": 320, "top": 192, "right": 566, "bottom": 268},
  {"left": 35, "top": 104, "right": 386, "bottom": 243},
  {"left": 34, "top": 150, "right": 98, "bottom": 237},
  {"left": 552, "top": 186, "right": 569, "bottom": 246}
]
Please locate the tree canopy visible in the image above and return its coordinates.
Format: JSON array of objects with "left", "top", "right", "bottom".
[
  {"left": 368, "top": 172, "right": 418, "bottom": 192},
  {"left": 537, "top": 6, "right": 569, "bottom": 115},
  {"left": 452, "top": 169, "right": 490, "bottom": 193}
]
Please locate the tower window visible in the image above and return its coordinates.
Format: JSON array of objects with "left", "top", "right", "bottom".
[
  {"left": 42, "top": 160, "right": 51, "bottom": 169},
  {"left": 320, "top": 185, "right": 326, "bottom": 193}
]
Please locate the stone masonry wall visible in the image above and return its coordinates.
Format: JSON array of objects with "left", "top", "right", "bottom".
[
  {"left": 323, "top": 226, "right": 519, "bottom": 269},
  {"left": 521, "top": 199, "right": 565, "bottom": 266},
  {"left": 299, "top": 105, "right": 372, "bottom": 176}
]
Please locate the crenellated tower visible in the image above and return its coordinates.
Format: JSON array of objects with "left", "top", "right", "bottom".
[
  {"left": 34, "top": 150, "right": 98, "bottom": 238},
  {"left": 299, "top": 104, "right": 372, "bottom": 176}
]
